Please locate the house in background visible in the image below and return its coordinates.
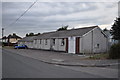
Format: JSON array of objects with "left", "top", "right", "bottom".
[
  {"left": 7, "top": 34, "right": 22, "bottom": 44},
  {"left": 19, "top": 26, "right": 108, "bottom": 54},
  {"left": 1, "top": 33, "right": 22, "bottom": 46},
  {"left": 1, "top": 36, "right": 8, "bottom": 43},
  {"left": 103, "top": 30, "right": 118, "bottom": 49}
]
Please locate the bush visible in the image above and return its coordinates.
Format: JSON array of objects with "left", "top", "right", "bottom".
[{"left": 109, "top": 43, "right": 120, "bottom": 59}]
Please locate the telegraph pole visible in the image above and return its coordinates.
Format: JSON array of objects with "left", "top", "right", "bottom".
[{"left": 2, "top": 28, "right": 4, "bottom": 42}]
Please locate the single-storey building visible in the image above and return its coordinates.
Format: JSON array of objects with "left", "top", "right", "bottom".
[
  {"left": 19, "top": 26, "right": 108, "bottom": 54},
  {"left": 18, "top": 36, "right": 37, "bottom": 48}
]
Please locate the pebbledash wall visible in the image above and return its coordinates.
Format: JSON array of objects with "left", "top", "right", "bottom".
[
  {"left": 80, "top": 27, "right": 108, "bottom": 54},
  {"left": 33, "top": 38, "right": 67, "bottom": 51},
  {"left": 18, "top": 26, "right": 108, "bottom": 54}
]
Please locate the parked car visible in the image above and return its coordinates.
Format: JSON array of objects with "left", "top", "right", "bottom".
[{"left": 14, "top": 44, "right": 28, "bottom": 49}]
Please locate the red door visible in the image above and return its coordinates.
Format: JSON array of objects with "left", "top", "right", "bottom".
[
  {"left": 76, "top": 37, "right": 80, "bottom": 54},
  {"left": 66, "top": 38, "right": 68, "bottom": 52}
]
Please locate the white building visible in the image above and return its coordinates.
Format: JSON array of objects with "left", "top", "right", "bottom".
[
  {"left": 18, "top": 36, "right": 36, "bottom": 48},
  {"left": 19, "top": 26, "right": 108, "bottom": 54}
]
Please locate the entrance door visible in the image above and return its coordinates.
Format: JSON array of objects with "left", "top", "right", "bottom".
[
  {"left": 68, "top": 37, "right": 76, "bottom": 54},
  {"left": 66, "top": 38, "right": 68, "bottom": 52},
  {"left": 76, "top": 37, "right": 80, "bottom": 54}
]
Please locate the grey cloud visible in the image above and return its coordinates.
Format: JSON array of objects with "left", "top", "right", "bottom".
[{"left": 2, "top": 2, "right": 117, "bottom": 37}]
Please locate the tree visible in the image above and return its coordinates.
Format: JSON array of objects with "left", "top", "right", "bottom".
[
  {"left": 26, "top": 33, "right": 29, "bottom": 37},
  {"left": 109, "top": 17, "right": 120, "bottom": 59},
  {"left": 57, "top": 25, "right": 68, "bottom": 31},
  {"left": 26, "top": 33, "right": 41, "bottom": 37},
  {"left": 25, "top": 33, "right": 34, "bottom": 37},
  {"left": 29, "top": 33, "right": 34, "bottom": 36},
  {"left": 103, "top": 28, "right": 108, "bottom": 31},
  {"left": 111, "top": 17, "right": 120, "bottom": 42},
  {"left": 35, "top": 33, "right": 41, "bottom": 36},
  {"left": 13, "top": 33, "right": 16, "bottom": 36}
]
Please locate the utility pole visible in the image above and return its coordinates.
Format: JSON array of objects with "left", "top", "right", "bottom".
[{"left": 2, "top": 28, "right": 4, "bottom": 42}]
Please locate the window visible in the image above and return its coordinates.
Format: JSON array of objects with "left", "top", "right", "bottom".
[
  {"left": 45, "top": 39, "right": 47, "bottom": 45},
  {"left": 53, "top": 39, "right": 55, "bottom": 45},
  {"left": 61, "top": 38, "right": 65, "bottom": 46},
  {"left": 40, "top": 39, "right": 41, "bottom": 44},
  {"left": 95, "top": 44, "right": 99, "bottom": 48},
  {"left": 97, "top": 44, "right": 99, "bottom": 48}
]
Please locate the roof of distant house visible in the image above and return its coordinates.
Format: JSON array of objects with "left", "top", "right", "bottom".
[
  {"left": 2, "top": 34, "right": 22, "bottom": 39},
  {"left": 103, "top": 30, "right": 111, "bottom": 37},
  {"left": 18, "top": 36, "right": 37, "bottom": 42},
  {"left": 2, "top": 36, "right": 7, "bottom": 39},
  {"left": 7, "top": 34, "right": 22, "bottom": 39}
]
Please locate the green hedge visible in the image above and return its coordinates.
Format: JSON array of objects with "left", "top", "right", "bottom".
[{"left": 109, "top": 43, "right": 120, "bottom": 59}]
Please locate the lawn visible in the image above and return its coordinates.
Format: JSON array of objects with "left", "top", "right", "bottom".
[
  {"left": 2, "top": 46, "right": 14, "bottom": 49},
  {"left": 88, "top": 53, "right": 109, "bottom": 60}
]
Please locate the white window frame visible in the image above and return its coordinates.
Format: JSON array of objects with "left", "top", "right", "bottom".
[{"left": 61, "top": 38, "right": 65, "bottom": 46}]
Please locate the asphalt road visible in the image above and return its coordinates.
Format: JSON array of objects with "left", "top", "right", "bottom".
[{"left": 2, "top": 49, "right": 118, "bottom": 78}]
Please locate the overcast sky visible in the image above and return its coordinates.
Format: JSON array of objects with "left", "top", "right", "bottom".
[{"left": 2, "top": 1, "right": 118, "bottom": 38}]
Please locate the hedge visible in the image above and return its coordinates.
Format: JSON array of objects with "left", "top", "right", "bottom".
[{"left": 109, "top": 43, "right": 120, "bottom": 59}]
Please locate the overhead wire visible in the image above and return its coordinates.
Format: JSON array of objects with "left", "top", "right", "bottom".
[{"left": 4, "top": 0, "right": 38, "bottom": 29}]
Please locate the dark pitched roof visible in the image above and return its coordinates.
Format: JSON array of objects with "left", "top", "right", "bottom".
[
  {"left": 2, "top": 36, "right": 7, "bottom": 39},
  {"left": 18, "top": 36, "right": 37, "bottom": 42},
  {"left": 8, "top": 34, "right": 22, "bottom": 39},
  {"left": 35, "top": 26, "right": 97, "bottom": 39},
  {"left": 19, "top": 26, "right": 98, "bottom": 42},
  {"left": 103, "top": 30, "right": 111, "bottom": 37}
]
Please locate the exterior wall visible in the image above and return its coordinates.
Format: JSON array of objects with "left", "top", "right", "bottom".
[
  {"left": 93, "top": 28, "right": 108, "bottom": 53},
  {"left": 9, "top": 38, "right": 21, "bottom": 43},
  {"left": 80, "top": 33, "right": 92, "bottom": 53},
  {"left": 33, "top": 39, "right": 50, "bottom": 50},
  {"left": 43, "top": 39, "right": 51, "bottom": 50},
  {"left": 33, "top": 40, "right": 37, "bottom": 48},
  {"left": 37, "top": 39, "right": 41, "bottom": 49},
  {"left": 52, "top": 38, "right": 59, "bottom": 51},
  {"left": 2, "top": 39, "right": 8, "bottom": 43},
  {"left": 27, "top": 42, "right": 33, "bottom": 48},
  {"left": 18, "top": 42, "right": 23, "bottom": 44},
  {"left": 41, "top": 39, "right": 44, "bottom": 49},
  {"left": 51, "top": 38, "right": 66, "bottom": 51},
  {"left": 58, "top": 38, "right": 66, "bottom": 51},
  {"left": 80, "top": 27, "right": 108, "bottom": 53}
]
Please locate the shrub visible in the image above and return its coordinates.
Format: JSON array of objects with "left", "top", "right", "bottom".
[{"left": 109, "top": 43, "right": 120, "bottom": 59}]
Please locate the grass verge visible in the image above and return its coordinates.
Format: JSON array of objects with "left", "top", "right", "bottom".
[{"left": 87, "top": 53, "right": 109, "bottom": 60}]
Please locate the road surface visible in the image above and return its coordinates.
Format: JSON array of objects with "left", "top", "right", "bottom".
[{"left": 2, "top": 49, "right": 118, "bottom": 78}]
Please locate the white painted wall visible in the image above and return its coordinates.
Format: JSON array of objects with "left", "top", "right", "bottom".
[
  {"left": 58, "top": 38, "right": 66, "bottom": 51},
  {"left": 80, "top": 27, "right": 108, "bottom": 53},
  {"left": 33, "top": 40, "right": 37, "bottom": 49},
  {"left": 92, "top": 28, "right": 108, "bottom": 53},
  {"left": 52, "top": 38, "right": 66, "bottom": 51},
  {"left": 68, "top": 37, "right": 76, "bottom": 54},
  {"left": 80, "top": 32, "right": 92, "bottom": 53},
  {"left": 43, "top": 39, "right": 51, "bottom": 50},
  {"left": 52, "top": 38, "right": 59, "bottom": 50}
]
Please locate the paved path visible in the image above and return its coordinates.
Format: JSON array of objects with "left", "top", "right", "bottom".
[{"left": 3, "top": 48, "right": 119, "bottom": 67}]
